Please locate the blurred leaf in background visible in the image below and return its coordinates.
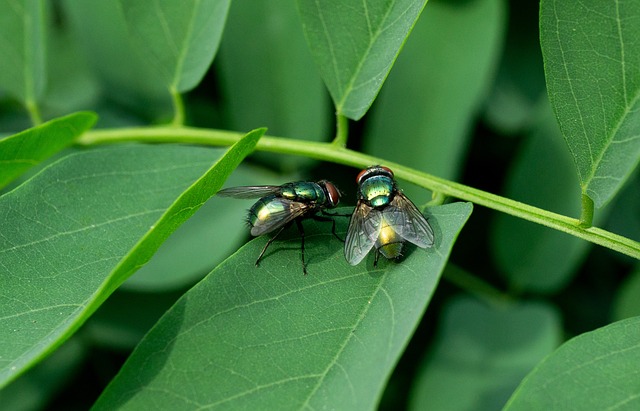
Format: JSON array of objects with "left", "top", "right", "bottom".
[
  {"left": 0, "top": 0, "right": 46, "bottom": 113},
  {"left": 218, "top": 0, "right": 329, "bottom": 172},
  {"left": 491, "top": 101, "right": 596, "bottom": 293},
  {"left": 364, "top": 0, "right": 506, "bottom": 204},
  {"left": 62, "top": 0, "right": 172, "bottom": 117},
  {"left": 409, "top": 296, "right": 561, "bottom": 411}
]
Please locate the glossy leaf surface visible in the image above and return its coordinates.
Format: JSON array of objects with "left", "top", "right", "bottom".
[
  {"left": 540, "top": 0, "right": 640, "bottom": 207},
  {"left": 118, "top": 0, "right": 231, "bottom": 93},
  {"left": 94, "top": 203, "right": 473, "bottom": 410},
  {"left": 505, "top": 317, "right": 640, "bottom": 410},
  {"left": 296, "top": 0, "right": 427, "bottom": 120},
  {"left": 0, "top": 112, "right": 96, "bottom": 189},
  {"left": 0, "top": 130, "right": 262, "bottom": 388}
]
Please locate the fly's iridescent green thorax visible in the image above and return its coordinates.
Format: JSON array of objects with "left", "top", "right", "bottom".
[
  {"left": 357, "top": 166, "right": 395, "bottom": 208},
  {"left": 279, "top": 181, "right": 327, "bottom": 204}
]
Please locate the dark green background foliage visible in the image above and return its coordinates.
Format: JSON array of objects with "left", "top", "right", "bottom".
[{"left": 1, "top": 0, "right": 639, "bottom": 410}]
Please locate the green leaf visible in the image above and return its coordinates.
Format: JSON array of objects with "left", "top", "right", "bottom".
[
  {"left": 364, "top": 0, "right": 505, "bottom": 204},
  {"left": 0, "top": 0, "right": 46, "bottom": 105},
  {"left": 0, "top": 112, "right": 97, "bottom": 189},
  {"left": 605, "top": 172, "right": 640, "bottom": 244},
  {"left": 505, "top": 317, "right": 640, "bottom": 410},
  {"left": 0, "top": 129, "right": 262, "bottom": 388},
  {"left": 296, "top": 0, "right": 427, "bottom": 120},
  {"left": 483, "top": 1, "right": 546, "bottom": 134},
  {"left": 491, "top": 102, "right": 591, "bottom": 293},
  {"left": 117, "top": 0, "right": 231, "bottom": 93},
  {"left": 613, "top": 266, "right": 640, "bottom": 321},
  {"left": 409, "top": 296, "right": 561, "bottom": 411},
  {"left": 218, "top": 0, "right": 329, "bottom": 172},
  {"left": 540, "top": 0, "right": 640, "bottom": 208},
  {"left": 93, "top": 202, "right": 473, "bottom": 410},
  {"left": 42, "top": 24, "right": 100, "bottom": 115},
  {"left": 62, "top": 0, "right": 171, "bottom": 113}
]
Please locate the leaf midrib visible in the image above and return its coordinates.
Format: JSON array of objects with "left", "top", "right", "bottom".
[
  {"left": 584, "top": 0, "right": 640, "bottom": 192},
  {"left": 300, "top": 273, "right": 391, "bottom": 408},
  {"left": 335, "top": 0, "right": 395, "bottom": 112}
]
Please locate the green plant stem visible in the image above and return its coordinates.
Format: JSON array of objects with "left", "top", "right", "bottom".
[
  {"left": 333, "top": 114, "right": 348, "bottom": 147},
  {"left": 25, "top": 99, "right": 42, "bottom": 126},
  {"left": 78, "top": 126, "right": 640, "bottom": 260},
  {"left": 170, "top": 87, "right": 185, "bottom": 126},
  {"left": 580, "top": 193, "right": 594, "bottom": 228},
  {"left": 443, "top": 265, "right": 512, "bottom": 305}
]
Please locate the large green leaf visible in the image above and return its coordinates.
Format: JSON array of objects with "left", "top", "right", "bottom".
[
  {"left": 491, "top": 102, "right": 591, "bottom": 293},
  {"left": 296, "top": 0, "right": 427, "bottom": 120},
  {"left": 409, "top": 296, "right": 561, "bottom": 411},
  {"left": 0, "top": 112, "right": 96, "bottom": 189},
  {"left": 505, "top": 317, "right": 640, "bottom": 410},
  {"left": 0, "top": 0, "right": 46, "bottom": 105},
  {"left": 93, "top": 202, "right": 473, "bottom": 410},
  {"left": 540, "top": 0, "right": 640, "bottom": 208},
  {"left": 365, "top": 0, "right": 505, "bottom": 204},
  {"left": 117, "top": 0, "right": 231, "bottom": 93},
  {"left": 0, "top": 129, "right": 262, "bottom": 388}
]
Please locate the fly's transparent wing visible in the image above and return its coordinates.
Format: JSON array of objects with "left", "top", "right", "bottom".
[
  {"left": 385, "top": 193, "right": 435, "bottom": 248},
  {"left": 217, "top": 185, "right": 282, "bottom": 199},
  {"left": 250, "top": 198, "right": 310, "bottom": 236},
  {"left": 344, "top": 201, "right": 382, "bottom": 265}
]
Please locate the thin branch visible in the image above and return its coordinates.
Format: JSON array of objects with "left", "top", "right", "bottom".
[{"left": 78, "top": 126, "right": 640, "bottom": 260}]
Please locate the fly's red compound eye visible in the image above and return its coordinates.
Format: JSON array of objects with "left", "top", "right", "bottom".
[
  {"left": 357, "top": 165, "right": 394, "bottom": 184},
  {"left": 356, "top": 168, "right": 369, "bottom": 184},
  {"left": 379, "top": 166, "right": 394, "bottom": 177},
  {"left": 324, "top": 182, "right": 340, "bottom": 207}
]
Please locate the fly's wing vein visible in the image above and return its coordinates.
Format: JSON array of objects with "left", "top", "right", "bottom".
[
  {"left": 385, "top": 193, "right": 434, "bottom": 248},
  {"left": 344, "top": 201, "right": 381, "bottom": 265},
  {"left": 218, "top": 185, "right": 282, "bottom": 199},
  {"left": 250, "top": 198, "right": 311, "bottom": 236}
]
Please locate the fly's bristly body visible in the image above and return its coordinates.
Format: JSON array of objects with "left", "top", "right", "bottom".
[
  {"left": 344, "top": 166, "right": 435, "bottom": 266},
  {"left": 218, "top": 180, "right": 341, "bottom": 275}
]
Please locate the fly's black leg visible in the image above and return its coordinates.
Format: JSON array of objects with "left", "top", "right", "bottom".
[
  {"left": 374, "top": 248, "right": 380, "bottom": 267},
  {"left": 295, "top": 219, "right": 308, "bottom": 275},
  {"left": 313, "top": 214, "right": 344, "bottom": 242},
  {"left": 322, "top": 210, "right": 352, "bottom": 218},
  {"left": 256, "top": 225, "right": 287, "bottom": 267}
]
